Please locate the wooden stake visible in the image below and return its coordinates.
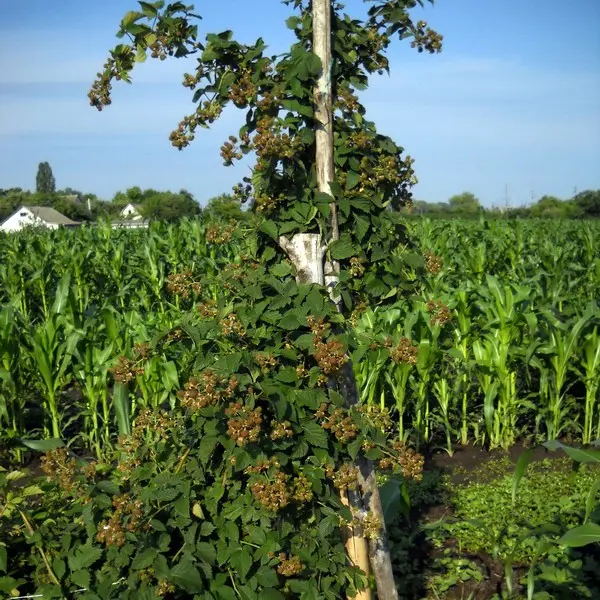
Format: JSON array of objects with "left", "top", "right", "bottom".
[{"left": 312, "top": 1, "right": 399, "bottom": 599}]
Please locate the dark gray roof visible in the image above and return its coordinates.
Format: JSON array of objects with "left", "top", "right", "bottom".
[{"left": 26, "top": 206, "right": 80, "bottom": 225}]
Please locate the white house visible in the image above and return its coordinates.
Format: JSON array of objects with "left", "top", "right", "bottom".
[
  {"left": 119, "top": 203, "right": 144, "bottom": 220},
  {"left": 0, "top": 206, "right": 80, "bottom": 233}
]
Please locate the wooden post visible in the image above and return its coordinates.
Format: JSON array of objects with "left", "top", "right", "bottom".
[{"left": 312, "top": 1, "right": 399, "bottom": 599}]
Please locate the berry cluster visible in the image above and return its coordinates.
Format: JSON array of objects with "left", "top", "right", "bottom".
[
  {"left": 96, "top": 493, "right": 145, "bottom": 548},
  {"left": 270, "top": 420, "right": 294, "bottom": 440},
  {"left": 424, "top": 251, "right": 443, "bottom": 275},
  {"left": 244, "top": 456, "right": 280, "bottom": 475},
  {"left": 349, "top": 256, "right": 366, "bottom": 277},
  {"left": 276, "top": 553, "right": 304, "bottom": 577},
  {"left": 228, "top": 70, "right": 257, "bottom": 107},
  {"left": 220, "top": 135, "right": 243, "bottom": 166},
  {"left": 390, "top": 338, "right": 419, "bottom": 365},
  {"left": 178, "top": 370, "right": 239, "bottom": 410},
  {"left": 196, "top": 299, "right": 218, "bottom": 319},
  {"left": 426, "top": 299, "right": 452, "bottom": 326},
  {"left": 110, "top": 355, "right": 145, "bottom": 384},
  {"left": 225, "top": 403, "right": 263, "bottom": 447},
  {"left": 317, "top": 405, "right": 358, "bottom": 444},
  {"left": 250, "top": 471, "right": 290, "bottom": 512},
  {"left": 166, "top": 271, "right": 202, "bottom": 298},
  {"left": 328, "top": 463, "right": 359, "bottom": 492},
  {"left": 40, "top": 448, "right": 89, "bottom": 498},
  {"left": 206, "top": 222, "right": 235, "bottom": 244},
  {"left": 410, "top": 21, "right": 443, "bottom": 54},
  {"left": 220, "top": 313, "right": 245, "bottom": 337},
  {"left": 379, "top": 440, "right": 424, "bottom": 481},
  {"left": 308, "top": 316, "right": 348, "bottom": 375},
  {"left": 254, "top": 352, "right": 279, "bottom": 371}
]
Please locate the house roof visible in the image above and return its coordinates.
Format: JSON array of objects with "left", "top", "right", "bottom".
[{"left": 25, "top": 206, "right": 79, "bottom": 225}]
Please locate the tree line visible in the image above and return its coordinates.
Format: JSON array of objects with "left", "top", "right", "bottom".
[
  {"left": 410, "top": 190, "right": 600, "bottom": 219},
  {"left": 2, "top": 163, "right": 598, "bottom": 224}
]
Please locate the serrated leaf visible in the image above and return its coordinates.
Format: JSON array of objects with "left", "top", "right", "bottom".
[
  {"left": 302, "top": 421, "right": 329, "bottom": 449},
  {"left": 170, "top": 560, "right": 205, "bottom": 593},
  {"left": 196, "top": 542, "right": 216, "bottom": 565},
  {"left": 230, "top": 548, "right": 253, "bottom": 579},
  {"left": 68, "top": 545, "right": 103, "bottom": 572},
  {"left": 329, "top": 236, "right": 357, "bottom": 260}
]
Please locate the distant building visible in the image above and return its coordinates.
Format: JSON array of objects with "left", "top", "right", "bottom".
[
  {"left": 0, "top": 206, "right": 80, "bottom": 233},
  {"left": 120, "top": 203, "right": 144, "bottom": 220}
]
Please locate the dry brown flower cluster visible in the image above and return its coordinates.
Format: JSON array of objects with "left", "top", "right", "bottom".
[
  {"left": 410, "top": 21, "right": 443, "bottom": 54},
  {"left": 361, "top": 511, "right": 383, "bottom": 540},
  {"left": 317, "top": 405, "right": 358, "bottom": 444},
  {"left": 276, "top": 553, "right": 304, "bottom": 577},
  {"left": 40, "top": 448, "right": 91, "bottom": 498},
  {"left": 254, "top": 352, "right": 279, "bottom": 371},
  {"left": 116, "top": 409, "right": 180, "bottom": 478},
  {"left": 250, "top": 471, "right": 290, "bottom": 512},
  {"left": 96, "top": 493, "right": 145, "bottom": 548},
  {"left": 334, "top": 86, "right": 360, "bottom": 113},
  {"left": 390, "top": 337, "right": 419, "bottom": 365},
  {"left": 426, "top": 299, "right": 452, "bottom": 326},
  {"left": 424, "top": 251, "right": 443, "bottom": 275},
  {"left": 225, "top": 403, "right": 263, "bottom": 447},
  {"left": 133, "top": 342, "right": 151, "bottom": 359},
  {"left": 356, "top": 404, "right": 394, "bottom": 433},
  {"left": 270, "top": 419, "right": 294, "bottom": 441},
  {"left": 228, "top": 70, "right": 257, "bottom": 106},
  {"left": 220, "top": 135, "right": 243, "bottom": 166},
  {"left": 166, "top": 271, "right": 202, "bottom": 298},
  {"left": 308, "top": 316, "right": 348, "bottom": 375},
  {"left": 349, "top": 256, "right": 365, "bottom": 277},
  {"left": 178, "top": 370, "right": 239, "bottom": 410},
  {"left": 379, "top": 440, "right": 424, "bottom": 481},
  {"left": 110, "top": 355, "right": 145, "bottom": 384},
  {"left": 220, "top": 312, "right": 246, "bottom": 337},
  {"left": 327, "top": 463, "right": 359, "bottom": 492},
  {"left": 206, "top": 222, "right": 235, "bottom": 244},
  {"left": 196, "top": 299, "right": 218, "bottom": 319},
  {"left": 244, "top": 457, "right": 280, "bottom": 475}
]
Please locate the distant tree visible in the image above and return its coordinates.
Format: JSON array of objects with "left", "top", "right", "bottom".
[
  {"left": 203, "top": 193, "right": 247, "bottom": 220},
  {"left": 529, "top": 195, "right": 580, "bottom": 219},
  {"left": 448, "top": 191, "right": 481, "bottom": 215},
  {"left": 140, "top": 191, "right": 201, "bottom": 222},
  {"left": 572, "top": 190, "right": 600, "bottom": 218},
  {"left": 35, "top": 162, "right": 56, "bottom": 194}
]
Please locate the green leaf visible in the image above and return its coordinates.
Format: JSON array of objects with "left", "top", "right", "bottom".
[
  {"left": 512, "top": 448, "right": 534, "bottom": 505},
  {"left": 259, "top": 220, "right": 278, "bottom": 240},
  {"left": 170, "top": 560, "right": 205, "bottom": 593},
  {"left": 71, "top": 570, "right": 91, "bottom": 589},
  {"left": 68, "top": 545, "right": 103, "bottom": 572},
  {"left": 196, "top": 542, "right": 217, "bottom": 565},
  {"left": 544, "top": 440, "right": 600, "bottom": 464},
  {"left": 18, "top": 438, "right": 64, "bottom": 451},
  {"left": 329, "top": 236, "right": 356, "bottom": 260},
  {"left": 558, "top": 522, "right": 600, "bottom": 547},
  {"left": 230, "top": 548, "right": 253, "bottom": 580},
  {"left": 0, "top": 547, "right": 6, "bottom": 573},
  {"left": 260, "top": 591, "right": 286, "bottom": 600},
  {"left": 302, "top": 421, "right": 329, "bottom": 449},
  {"left": 132, "top": 548, "right": 158, "bottom": 570},
  {"left": 345, "top": 171, "right": 360, "bottom": 191}
]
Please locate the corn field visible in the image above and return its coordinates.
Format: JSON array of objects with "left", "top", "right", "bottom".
[
  {"left": 1, "top": 218, "right": 599, "bottom": 462},
  {"left": 355, "top": 218, "right": 600, "bottom": 451}
]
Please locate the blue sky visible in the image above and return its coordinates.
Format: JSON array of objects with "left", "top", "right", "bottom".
[{"left": 0, "top": 0, "right": 599, "bottom": 207}]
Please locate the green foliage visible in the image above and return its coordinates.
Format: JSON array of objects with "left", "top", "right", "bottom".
[{"left": 35, "top": 162, "right": 56, "bottom": 195}]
